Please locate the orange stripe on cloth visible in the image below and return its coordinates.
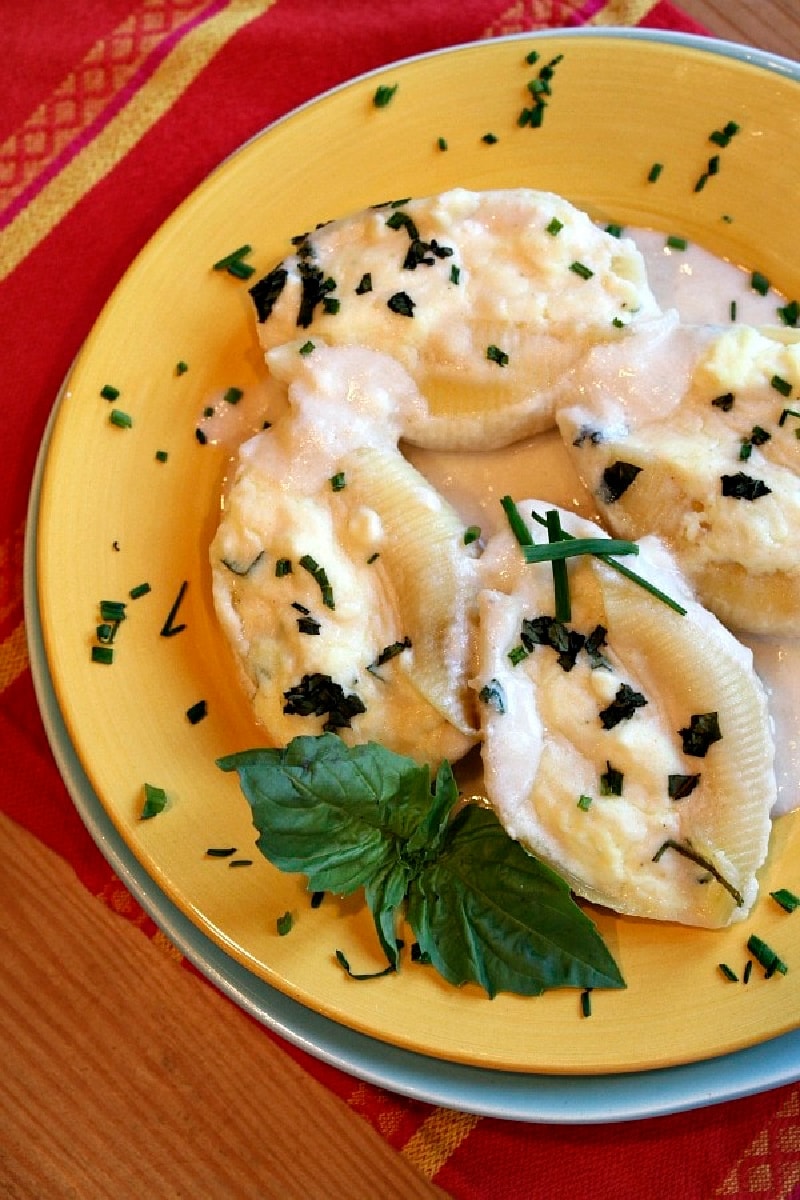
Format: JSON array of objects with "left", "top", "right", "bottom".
[
  {"left": 0, "top": 0, "right": 276, "bottom": 283},
  {"left": 590, "top": 0, "right": 661, "bottom": 24},
  {"left": 0, "top": 622, "right": 29, "bottom": 695},
  {"left": 713, "top": 1085, "right": 800, "bottom": 1197},
  {"left": 401, "top": 1107, "right": 481, "bottom": 1180}
]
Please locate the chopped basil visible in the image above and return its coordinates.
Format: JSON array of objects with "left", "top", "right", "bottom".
[
  {"left": 481, "top": 132, "right": 499, "bottom": 145},
  {"left": 720, "top": 472, "right": 772, "bottom": 501},
  {"left": 186, "top": 700, "right": 207, "bottom": 725},
  {"left": 155, "top": 450, "right": 169, "bottom": 463},
  {"left": 369, "top": 637, "right": 412, "bottom": 674},
  {"left": 478, "top": 679, "right": 506, "bottom": 714},
  {"left": 141, "top": 783, "right": 168, "bottom": 820},
  {"left": 206, "top": 847, "right": 237, "bottom": 858},
  {"left": 449, "top": 264, "right": 461, "bottom": 285},
  {"left": 599, "top": 683, "right": 647, "bottom": 730},
  {"left": 297, "top": 615, "right": 321, "bottom": 636},
  {"left": 778, "top": 299, "right": 800, "bottom": 327},
  {"left": 355, "top": 272, "right": 373, "bottom": 295},
  {"left": 599, "top": 460, "right": 642, "bottom": 503},
  {"left": 283, "top": 673, "right": 366, "bottom": 732},
  {"left": 679, "top": 711, "right": 722, "bottom": 757},
  {"left": 387, "top": 291, "right": 415, "bottom": 317},
  {"left": 249, "top": 266, "right": 288, "bottom": 322},
  {"left": 709, "top": 120, "right": 740, "bottom": 147},
  {"left": 437, "top": 136, "right": 448, "bottom": 151},
  {"left": 487, "top": 344, "right": 509, "bottom": 367},
  {"left": 600, "top": 762, "right": 623, "bottom": 797},
  {"left": 668, "top": 773, "right": 701, "bottom": 800},
  {"left": 605, "top": 223, "right": 624, "bottom": 238}
]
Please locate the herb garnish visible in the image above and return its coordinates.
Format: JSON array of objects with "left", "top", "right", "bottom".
[
  {"left": 747, "top": 934, "right": 788, "bottom": 977},
  {"left": 679, "top": 711, "right": 722, "bottom": 757},
  {"left": 299, "top": 554, "right": 334, "bottom": 609},
  {"left": 771, "top": 888, "right": 800, "bottom": 913},
  {"left": 219, "top": 735, "right": 625, "bottom": 996},
  {"left": 160, "top": 580, "right": 189, "bottom": 637},
  {"left": 652, "top": 839, "right": 742, "bottom": 906},
  {"left": 599, "top": 460, "right": 642, "bottom": 503},
  {"left": 720, "top": 472, "right": 772, "bottom": 501},
  {"left": 478, "top": 679, "right": 506, "bottom": 713},
  {"left": 186, "top": 700, "right": 207, "bottom": 725},
  {"left": 373, "top": 83, "right": 398, "bottom": 108},
  {"left": 282, "top": 673, "right": 365, "bottom": 731},
  {"left": 213, "top": 244, "right": 255, "bottom": 279},
  {"left": 668, "top": 773, "right": 701, "bottom": 800},
  {"left": 487, "top": 344, "right": 509, "bottom": 367},
  {"left": 600, "top": 763, "right": 623, "bottom": 797},
  {"left": 599, "top": 683, "right": 647, "bottom": 730},
  {"left": 140, "top": 783, "right": 167, "bottom": 820},
  {"left": 387, "top": 291, "right": 415, "bottom": 317},
  {"left": 249, "top": 266, "right": 288, "bottom": 322}
]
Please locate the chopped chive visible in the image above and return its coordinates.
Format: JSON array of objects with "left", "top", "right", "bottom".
[
  {"left": 525, "top": 49, "right": 539, "bottom": 64},
  {"left": 155, "top": 449, "right": 169, "bottom": 463},
  {"left": 100, "top": 384, "right": 120, "bottom": 401},
  {"left": 569, "top": 261, "right": 594, "bottom": 281},
  {"left": 652, "top": 839, "right": 742, "bottom": 906},
  {"left": 546, "top": 217, "right": 564, "bottom": 236},
  {"left": 299, "top": 553, "right": 334, "bottom": 609},
  {"left": 600, "top": 762, "right": 623, "bottom": 797},
  {"left": 330, "top": 471, "right": 346, "bottom": 492},
  {"left": 747, "top": 934, "right": 788, "bottom": 977},
  {"left": 100, "top": 600, "right": 126, "bottom": 622},
  {"left": 275, "top": 558, "right": 292, "bottom": 577},
  {"left": 580, "top": 988, "right": 592, "bottom": 1017},
  {"left": 323, "top": 297, "right": 340, "bottom": 315},
  {"left": 299, "top": 340, "right": 315, "bottom": 355},
  {"left": 387, "top": 291, "right": 415, "bottom": 317},
  {"left": 779, "top": 407, "right": 800, "bottom": 427},
  {"left": 366, "top": 551, "right": 380, "bottom": 565},
  {"left": 195, "top": 428, "right": 207, "bottom": 445},
  {"left": 311, "top": 891, "right": 325, "bottom": 908},
  {"left": 771, "top": 375, "right": 793, "bottom": 397},
  {"left": 186, "top": 699, "right": 207, "bottom": 725},
  {"left": 521, "top": 537, "right": 639, "bottom": 565},
  {"left": 91, "top": 645, "right": 114, "bottom": 664},
  {"left": 229, "top": 858, "right": 253, "bottom": 868},
  {"left": 743, "top": 959, "right": 753, "bottom": 984},
  {"left": 355, "top": 273, "right": 372, "bottom": 295},
  {"left": 140, "top": 782, "right": 167, "bottom": 820},
  {"left": 500, "top": 495, "right": 534, "bottom": 548},
  {"left": 463, "top": 525, "right": 481, "bottom": 545},
  {"left": 771, "top": 888, "right": 800, "bottom": 913},
  {"left": 373, "top": 83, "right": 398, "bottom": 108},
  {"left": 719, "top": 963, "right": 739, "bottom": 982},
  {"left": 203, "top": 406, "right": 215, "bottom": 418},
  {"left": 605, "top": 223, "right": 624, "bottom": 238},
  {"left": 750, "top": 271, "right": 770, "bottom": 296},
  {"left": 335, "top": 948, "right": 396, "bottom": 980},
  {"left": 223, "top": 386, "right": 243, "bottom": 405},
  {"left": 129, "top": 582, "right": 151, "bottom": 600},
  {"left": 647, "top": 162, "right": 664, "bottom": 183},
  {"left": 546, "top": 509, "right": 571, "bottom": 623},
  {"left": 437, "top": 136, "right": 448, "bottom": 151},
  {"left": 449, "top": 264, "right": 460, "bottom": 285},
  {"left": 175, "top": 361, "right": 188, "bottom": 376},
  {"left": 109, "top": 408, "right": 132, "bottom": 428},
  {"left": 277, "top": 912, "right": 294, "bottom": 936},
  {"left": 160, "top": 580, "right": 188, "bottom": 637},
  {"left": 778, "top": 299, "right": 800, "bottom": 327},
  {"left": 666, "top": 235, "right": 688, "bottom": 251},
  {"left": 577, "top": 794, "right": 593, "bottom": 812},
  {"left": 213, "top": 245, "right": 254, "bottom": 277},
  {"left": 206, "top": 847, "right": 237, "bottom": 858},
  {"left": 481, "top": 132, "right": 499, "bottom": 144},
  {"left": 508, "top": 644, "right": 530, "bottom": 666}
]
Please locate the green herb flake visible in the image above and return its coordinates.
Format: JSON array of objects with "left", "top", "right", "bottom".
[
  {"left": 275, "top": 558, "right": 292, "bottom": 577},
  {"left": 487, "top": 344, "right": 509, "bottom": 368},
  {"left": 330, "top": 471, "right": 346, "bottom": 492},
  {"left": 140, "top": 783, "right": 167, "bottom": 820},
  {"left": 679, "top": 711, "right": 722, "bottom": 757},
  {"left": 478, "top": 679, "right": 506, "bottom": 714},
  {"left": 213, "top": 244, "right": 255, "bottom": 278},
  {"left": 224, "top": 386, "right": 243, "bottom": 405},
  {"left": 666, "top": 235, "right": 688, "bottom": 251},
  {"left": 771, "top": 888, "right": 800, "bottom": 913},
  {"left": 100, "top": 384, "right": 120, "bottom": 401},
  {"left": 218, "top": 735, "right": 625, "bottom": 996},
  {"left": 525, "top": 49, "right": 540, "bottom": 64},
  {"left": 778, "top": 299, "right": 800, "bottom": 327},
  {"left": 175, "top": 361, "right": 188, "bottom": 376},
  {"left": 720, "top": 472, "right": 772, "bottom": 501},
  {"left": 743, "top": 959, "right": 753, "bottom": 983},
  {"left": 712, "top": 392, "right": 735, "bottom": 412},
  {"left": 668, "top": 773, "right": 701, "bottom": 800},
  {"left": 129, "top": 582, "right": 151, "bottom": 600},
  {"left": 160, "top": 580, "right": 188, "bottom": 637},
  {"left": 437, "top": 136, "right": 448, "bottom": 151},
  {"left": 91, "top": 645, "right": 114, "bottom": 665},
  {"left": 463, "top": 525, "right": 481, "bottom": 546},
  {"left": 355, "top": 273, "right": 373, "bottom": 295},
  {"left": 109, "top": 408, "right": 132, "bottom": 429},
  {"left": 481, "top": 132, "right": 499, "bottom": 145},
  {"left": 747, "top": 934, "right": 788, "bottom": 978},
  {"left": 719, "top": 963, "right": 739, "bottom": 982},
  {"left": 277, "top": 911, "right": 294, "bottom": 936},
  {"left": 600, "top": 762, "right": 624, "bottom": 797},
  {"left": 195, "top": 428, "right": 207, "bottom": 445},
  {"left": 373, "top": 83, "right": 398, "bottom": 108},
  {"left": 730, "top": 300, "right": 738, "bottom": 322},
  {"left": 449, "top": 265, "right": 460, "bottom": 285},
  {"left": 577, "top": 794, "right": 593, "bottom": 812},
  {"left": 186, "top": 700, "right": 208, "bottom": 725},
  {"left": 605, "top": 223, "right": 624, "bottom": 238},
  {"left": 155, "top": 449, "right": 169, "bottom": 463},
  {"left": 771, "top": 374, "right": 793, "bottom": 398},
  {"left": 647, "top": 162, "right": 664, "bottom": 183},
  {"left": 546, "top": 217, "right": 564, "bottom": 236},
  {"left": 653, "top": 840, "right": 743, "bottom": 906},
  {"left": 282, "top": 673, "right": 365, "bottom": 732},
  {"left": 750, "top": 271, "right": 770, "bottom": 296},
  {"left": 599, "top": 683, "right": 647, "bottom": 730},
  {"left": 387, "top": 291, "right": 415, "bottom": 317},
  {"left": 570, "top": 261, "right": 594, "bottom": 281},
  {"left": 206, "top": 847, "right": 237, "bottom": 858},
  {"left": 580, "top": 988, "right": 593, "bottom": 1017},
  {"left": 299, "top": 340, "right": 315, "bottom": 356}
]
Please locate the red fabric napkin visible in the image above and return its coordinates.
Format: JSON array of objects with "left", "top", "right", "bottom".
[{"left": 3, "top": 3, "right": 799, "bottom": 1198}]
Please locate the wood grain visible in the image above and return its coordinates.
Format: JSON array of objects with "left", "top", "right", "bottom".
[
  {"left": 675, "top": 0, "right": 800, "bottom": 62},
  {"left": 0, "top": 814, "right": 445, "bottom": 1200}
]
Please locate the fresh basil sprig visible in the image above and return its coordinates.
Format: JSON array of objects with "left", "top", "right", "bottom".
[{"left": 218, "top": 734, "right": 625, "bottom": 998}]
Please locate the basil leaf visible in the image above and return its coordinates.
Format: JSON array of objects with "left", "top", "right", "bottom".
[
  {"left": 407, "top": 806, "right": 625, "bottom": 997},
  {"left": 217, "top": 734, "right": 441, "bottom": 896}
]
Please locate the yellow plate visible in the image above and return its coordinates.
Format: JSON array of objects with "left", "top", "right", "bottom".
[{"left": 36, "top": 32, "right": 800, "bottom": 1074}]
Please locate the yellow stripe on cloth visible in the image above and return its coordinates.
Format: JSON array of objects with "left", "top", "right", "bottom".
[
  {"left": 401, "top": 1107, "right": 481, "bottom": 1180},
  {"left": 0, "top": 621, "right": 29, "bottom": 694},
  {"left": 590, "top": 0, "right": 660, "bottom": 25},
  {"left": 0, "top": 0, "right": 276, "bottom": 283}
]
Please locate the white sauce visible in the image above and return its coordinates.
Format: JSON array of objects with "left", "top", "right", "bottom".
[{"left": 208, "top": 220, "right": 799, "bottom": 816}]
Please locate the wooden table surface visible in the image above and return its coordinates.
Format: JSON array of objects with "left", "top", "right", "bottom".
[{"left": 3, "top": 4, "right": 798, "bottom": 1199}]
